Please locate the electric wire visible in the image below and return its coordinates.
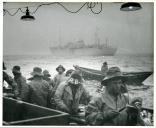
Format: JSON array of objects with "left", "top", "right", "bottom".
[
  {"left": 90, "top": 3, "right": 103, "bottom": 14},
  {"left": 3, "top": 2, "right": 103, "bottom": 16},
  {"left": 4, "top": 8, "right": 26, "bottom": 16},
  {"left": 30, "top": 2, "right": 88, "bottom": 14}
]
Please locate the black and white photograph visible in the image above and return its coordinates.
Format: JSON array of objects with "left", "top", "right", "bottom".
[{"left": 2, "top": 1, "right": 154, "bottom": 126}]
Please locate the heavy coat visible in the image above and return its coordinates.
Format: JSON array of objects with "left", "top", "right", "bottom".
[
  {"left": 51, "top": 73, "right": 67, "bottom": 99},
  {"left": 27, "top": 79, "right": 51, "bottom": 107},
  {"left": 14, "top": 75, "right": 29, "bottom": 101},
  {"left": 43, "top": 76, "right": 54, "bottom": 88},
  {"left": 54, "top": 81, "right": 90, "bottom": 114},
  {"left": 85, "top": 90, "right": 129, "bottom": 125},
  {"left": 53, "top": 73, "right": 66, "bottom": 89},
  {"left": 3, "top": 71, "right": 18, "bottom": 96}
]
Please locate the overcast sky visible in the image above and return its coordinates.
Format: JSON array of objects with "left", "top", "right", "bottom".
[{"left": 3, "top": 2, "right": 154, "bottom": 55}]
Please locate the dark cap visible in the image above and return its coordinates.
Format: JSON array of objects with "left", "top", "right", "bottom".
[
  {"left": 12, "top": 66, "right": 21, "bottom": 74},
  {"left": 70, "top": 71, "right": 82, "bottom": 82}
]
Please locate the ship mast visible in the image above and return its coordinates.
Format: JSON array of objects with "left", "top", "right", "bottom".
[
  {"left": 105, "top": 38, "right": 108, "bottom": 48},
  {"left": 95, "top": 27, "right": 100, "bottom": 47},
  {"left": 58, "top": 28, "right": 62, "bottom": 48}
]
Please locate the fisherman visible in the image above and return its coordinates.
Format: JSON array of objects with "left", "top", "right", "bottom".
[
  {"left": 26, "top": 67, "right": 51, "bottom": 107},
  {"left": 3, "top": 62, "right": 18, "bottom": 97},
  {"left": 54, "top": 71, "right": 90, "bottom": 115},
  {"left": 85, "top": 67, "right": 144, "bottom": 126},
  {"left": 12, "top": 66, "right": 28, "bottom": 101},
  {"left": 101, "top": 62, "right": 108, "bottom": 74},
  {"left": 50, "top": 68, "right": 74, "bottom": 109},
  {"left": 43, "top": 69, "right": 54, "bottom": 88},
  {"left": 53, "top": 65, "right": 66, "bottom": 91}
]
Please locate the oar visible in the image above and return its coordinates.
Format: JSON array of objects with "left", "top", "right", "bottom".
[
  {"left": 69, "top": 116, "right": 87, "bottom": 125},
  {"left": 128, "top": 86, "right": 151, "bottom": 91}
]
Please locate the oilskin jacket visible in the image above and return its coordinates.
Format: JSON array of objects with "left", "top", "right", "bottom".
[
  {"left": 3, "top": 71, "right": 18, "bottom": 96},
  {"left": 14, "top": 75, "right": 29, "bottom": 101},
  {"left": 54, "top": 81, "right": 90, "bottom": 114},
  {"left": 43, "top": 76, "right": 54, "bottom": 88},
  {"left": 27, "top": 79, "right": 51, "bottom": 107},
  {"left": 53, "top": 73, "right": 66, "bottom": 89},
  {"left": 85, "top": 90, "right": 129, "bottom": 125},
  {"left": 51, "top": 74, "right": 68, "bottom": 105}
]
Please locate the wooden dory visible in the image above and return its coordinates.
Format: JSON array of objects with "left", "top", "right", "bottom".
[{"left": 74, "top": 66, "right": 152, "bottom": 85}]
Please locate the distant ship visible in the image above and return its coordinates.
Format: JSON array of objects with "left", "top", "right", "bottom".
[{"left": 49, "top": 31, "right": 117, "bottom": 56}]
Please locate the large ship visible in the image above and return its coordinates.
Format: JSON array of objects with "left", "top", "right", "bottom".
[{"left": 49, "top": 31, "right": 117, "bottom": 56}]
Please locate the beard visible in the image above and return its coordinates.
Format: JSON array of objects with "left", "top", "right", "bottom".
[{"left": 69, "top": 83, "right": 80, "bottom": 88}]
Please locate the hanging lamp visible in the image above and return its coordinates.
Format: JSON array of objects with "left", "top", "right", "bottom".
[
  {"left": 120, "top": 2, "right": 142, "bottom": 11},
  {"left": 21, "top": 7, "right": 35, "bottom": 21}
]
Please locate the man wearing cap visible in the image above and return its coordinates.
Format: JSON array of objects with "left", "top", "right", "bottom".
[
  {"left": 54, "top": 71, "right": 90, "bottom": 115},
  {"left": 43, "top": 69, "right": 54, "bottom": 88},
  {"left": 53, "top": 65, "right": 66, "bottom": 89},
  {"left": 12, "top": 66, "right": 28, "bottom": 101},
  {"left": 26, "top": 67, "right": 51, "bottom": 107},
  {"left": 51, "top": 65, "right": 66, "bottom": 97},
  {"left": 85, "top": 67, "right": 143, "bottom": 126},
  {"left": 3, "top": 62, "right": 18, "bottom": 96}
]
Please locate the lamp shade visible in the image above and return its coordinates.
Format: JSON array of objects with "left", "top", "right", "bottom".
[
  {"left": 120, "top": 2, "right": 142, "bottom": 11},
  {"left": 21, "top": 7, "right": 35, "bottom": 21}
]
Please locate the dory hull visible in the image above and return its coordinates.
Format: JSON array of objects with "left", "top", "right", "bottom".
[
  {"left": 3, "top": 97, "right": 69, "bottom": 125},
  {"left": 74, "top": 66, "right": 152, "bottom": 85}
]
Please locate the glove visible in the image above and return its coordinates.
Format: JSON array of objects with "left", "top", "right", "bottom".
[
  {"left": 103, "top": 110, "right": 120, "bottom": 120},
  {"left": 126, "top": 104, "right": 138, "bottom": 113}
]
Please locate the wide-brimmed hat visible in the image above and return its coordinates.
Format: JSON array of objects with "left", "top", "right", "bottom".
[
  {"left": 101, "top": 67, "right": 126, "bottom": 86},
  {"left": 43, "top": 70, "right": 51, "bottom": 77},
  {"left": 30, "top": 67, "right": 43, "bottom": 76},
  {"left": 12, "top": 66, "right": 21, "bottom": 74},
  {"left": 56, "top": 65, "right": 65, "bottom": 72}
]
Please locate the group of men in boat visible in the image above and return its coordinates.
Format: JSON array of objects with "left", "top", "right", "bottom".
[{"left": 3, "top": 62, "right": 152, "bottom": 126}]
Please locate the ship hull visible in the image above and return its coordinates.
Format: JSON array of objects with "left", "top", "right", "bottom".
[{"left": 50, "top": 47, "right": 117, "bottom": 56}]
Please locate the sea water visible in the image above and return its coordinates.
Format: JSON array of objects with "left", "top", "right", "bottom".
[{"left": 3, "top": 54, "right": 154, "bottom": 108}]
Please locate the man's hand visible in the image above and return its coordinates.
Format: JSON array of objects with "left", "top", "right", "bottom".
[
  {"left": 103, "top": 110, "right": 120, "bottom": 120},
  {"left": 139, "top": 110, "right": 153, "bottom": 126}
]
